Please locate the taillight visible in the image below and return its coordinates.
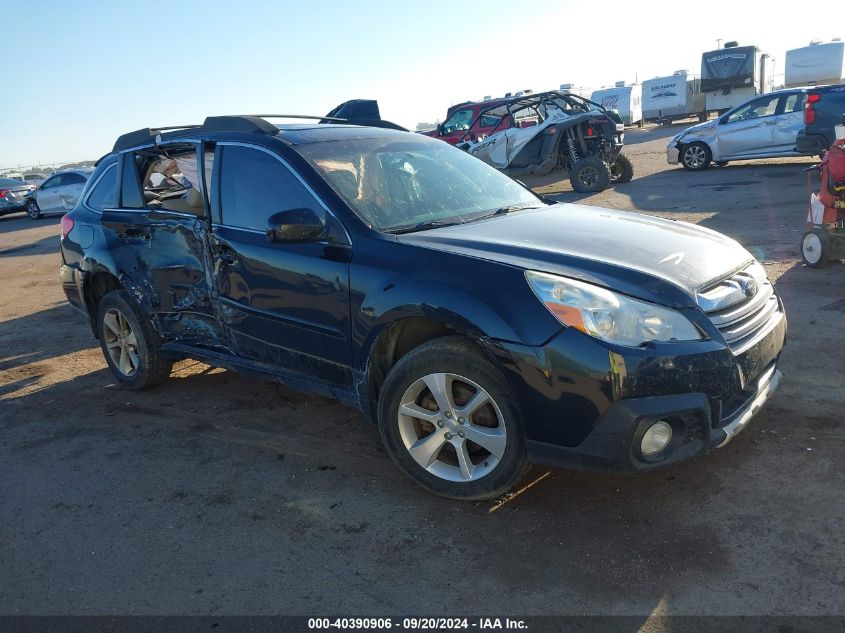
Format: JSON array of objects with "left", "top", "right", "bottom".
[
  {"left": 805, "top": 93, "right": 821, "bottom": 125},
  {"left": 586, "top": 127, "right": 594, "bottom": 136},
  {"left": 0, "top": 189, "right": 9, "bottom": 198},
  {"left": 60, "top": 214, "right": 74, "bottom": 240}
]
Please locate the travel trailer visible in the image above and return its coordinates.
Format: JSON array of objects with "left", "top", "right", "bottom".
[
  {"left": 700, "top": 42, "right": 773, "bottom": 113},
  {"left": 590, "top": 82, "right": 643, "bottom": 126},
  {"left": 785, "top": 40, "right": 845, "bottom": 88},
  {"left": 559, "top": 83, "right": 593, "bottom": 99},
  {"left": 642, "top": 71, "right": 706, "bottom": 124}
]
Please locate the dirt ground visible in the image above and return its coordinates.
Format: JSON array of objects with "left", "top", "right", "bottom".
[{"left": 1, "top": 125, "right": 843, "bottom": 619}]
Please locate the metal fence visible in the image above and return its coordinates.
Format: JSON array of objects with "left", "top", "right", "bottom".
[{"left": 0, "top": 161, "right": 97, "bottom": 180}]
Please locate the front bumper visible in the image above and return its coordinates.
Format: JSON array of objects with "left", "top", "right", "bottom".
[
  {"left": 491, "top": 307, "right": 786, "bottom": 473},
  {"left": 524, "top": 361, "right": 781, "bottom": 473},
  {"left": 666, "top": 142, "right": 680, "bottom": 165}
]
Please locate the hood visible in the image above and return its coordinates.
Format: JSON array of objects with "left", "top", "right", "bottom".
[
  {"left": 676, "top": 118, "right": 717, "bottom": 139},
  {"left": 398, "top": 204, "right": 753, "bottom": 308}
]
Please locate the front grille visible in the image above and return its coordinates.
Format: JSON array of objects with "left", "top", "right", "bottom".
[{"left": 698, "top": 262, "right": 782, "bottom": 355}]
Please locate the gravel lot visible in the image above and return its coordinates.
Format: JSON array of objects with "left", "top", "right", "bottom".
[{"left": 1, "top": 124, "right": 843, "bottom": 618}]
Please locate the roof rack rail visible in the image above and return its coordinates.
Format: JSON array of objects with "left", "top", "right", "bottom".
[
  {"left": 110, "top": 111, "right": 382, "bottom": 154},
  {"left": 248, "top": 114, "right": 347, "bottom": 122}
]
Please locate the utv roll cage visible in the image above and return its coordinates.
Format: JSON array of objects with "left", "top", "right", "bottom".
[{"left": 453, "top": 90, "right": 615, "bottom": 144}]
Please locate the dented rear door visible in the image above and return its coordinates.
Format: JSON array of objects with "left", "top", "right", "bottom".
[{"left": 101, "top": 148, "right": 222, "bottom": 346}]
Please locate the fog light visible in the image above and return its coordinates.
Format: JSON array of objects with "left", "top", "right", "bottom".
[{"left": 641, "top": 420, "right": 673, "bottom": 456}]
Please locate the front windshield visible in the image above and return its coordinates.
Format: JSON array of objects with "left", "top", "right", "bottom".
[{"left": 297, "top": 137, "right": 540, "bottom": 233}]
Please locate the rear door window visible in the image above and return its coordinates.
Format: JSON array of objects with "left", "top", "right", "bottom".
[
  {"left": 121, "top": 145, "right": 207, "bottom": 216},
  {"left": 781, "top": 93, "right": 805, "bottom": 113}
]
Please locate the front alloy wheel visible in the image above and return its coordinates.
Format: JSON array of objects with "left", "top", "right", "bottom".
[
  {"left": 26, "top": 198, "right": 41, "bottom": 220},
  {"left": 681, "top": 142, "right": 711, "bottom": 171},
  {"left": 397, "top": 372, "right": 507, "bottom": 482},
  {"left": 378, "top": 337, "right": 528, "bottom": 500}
]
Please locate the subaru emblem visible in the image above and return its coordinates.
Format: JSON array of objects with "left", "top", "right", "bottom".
[{"left": 739, "top": 277, "right": 758, "bottom": 298}]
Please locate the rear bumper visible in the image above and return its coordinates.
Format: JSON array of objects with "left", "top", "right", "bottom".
[
  {"left": 796, "top": 131, "right": 829, "bottom": 155},
  {"left": 59, "top": 264, "right": 88, "bottom": 315},
  {"left": 0, "top": 199, "right": 27, "bottom": 212}
]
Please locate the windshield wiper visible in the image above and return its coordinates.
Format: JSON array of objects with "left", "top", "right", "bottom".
[
  {"left": 471, "top": 203, "right": 543, "bottom": 221},
  {"left": 386, "top": 219, "right": 466, "bottom": 234}
]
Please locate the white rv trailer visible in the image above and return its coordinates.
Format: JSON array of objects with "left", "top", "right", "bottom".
[
  {"left": 559, "top": 83, "right": 593, "bottom": 99},
  {"left": 589, "top": 82, "right": 643, "bottom": 126},
  {"left": 700, "top": 42, "right": 773, "bottom": 113},
  {"left": 785, "top": 40, "right": 845, "bottom": 88},
  {"left": 642, "top": 71, "right": 706, "bottom": 124}
]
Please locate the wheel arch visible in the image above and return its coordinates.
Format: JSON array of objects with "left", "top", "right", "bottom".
[
  {"left": 356, "top": 306, "right": 522, "bottom": 425},
  {"left": 82, "top": 263, "right": 159, "bottom": 337}
]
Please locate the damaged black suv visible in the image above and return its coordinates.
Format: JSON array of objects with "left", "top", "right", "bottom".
[{"left": 60, "top": 115, "right": 786, "bottom": 500}]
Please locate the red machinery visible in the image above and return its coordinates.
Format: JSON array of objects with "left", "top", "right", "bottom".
[{"left": 802, "top": 134, "right": 845, "bottom": 267}]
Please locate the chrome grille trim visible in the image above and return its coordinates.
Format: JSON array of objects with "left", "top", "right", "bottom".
[{"left": 700, "top": 263, "right": 782, "bottom": 355}]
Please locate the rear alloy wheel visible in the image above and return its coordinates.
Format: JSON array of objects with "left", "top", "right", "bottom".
[
  {"left": 378, "top": 337, "right": 528, "bottom": 500},
  {"left": 97, "top": 290, "right": 173, "bottom": 389},
  {"left": 801, "top": 230, "right": 830, "bottom": 268},
  {"left": 610, "top": 153, "right": 634, "bottom": 184},
  {"left": 570, "top": 156, "right": 612, "bottom": 193},
  {"left": 680, "top": 142, "right": 711, "bottom": 171},
  {"left": 25, "top": 198, "right": 41, "bottom": 220}
]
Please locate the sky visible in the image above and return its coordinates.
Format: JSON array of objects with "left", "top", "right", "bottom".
[{"left": 1, "top": 0, "right": 842, "bottom": 168}]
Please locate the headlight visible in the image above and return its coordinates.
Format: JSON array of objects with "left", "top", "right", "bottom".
[{"left": 526, "top": 271, "right": 703, "bottom": 347}]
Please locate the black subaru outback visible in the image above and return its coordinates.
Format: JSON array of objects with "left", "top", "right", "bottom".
[{"left": 59, "top": 115, "right": 786, "bottom": 499}]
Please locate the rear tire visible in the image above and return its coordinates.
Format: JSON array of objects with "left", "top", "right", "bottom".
[
  {"left": 25, "top": 198, "right": 41, "bottom": 220},
  {"left": 97, "top": 290, "right": 173, "bottom": 390},
  {"left": 610, "top": 153, "right": 634, "bottom": 184},
  {"left": 570, "top": 156, "right": 612, "bottom": 193},
  {"left": 680, "top": 142, "right": 712, "bottom": 171},
  {"left": 801, "top": 230, "right": 830, "bottom": 268},
  {"left": 698, "top": 112, "right": 709, "bottom": 123},
  {"left": 377, "top": 337, "right": 529, "bottom": 500}
]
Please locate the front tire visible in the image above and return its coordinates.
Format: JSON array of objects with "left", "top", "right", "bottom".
[
  {"left": 570, "top": 156, "right": 612, "bottom": 193},
  {"left": 680, "top": 142, "right": 712, "bottom": 171},
  {"left": 801, "top": 230, "right": 829, "bottom": 268},
  {"left": 97, "top": 290, "right": 173, "bottom": 390},
  {"left": 610, "top": 153, "right": 634, "bottom": 184},
  {"left": 25, "top": 198, "right": 41, "bottom": 220},
  {"left": 377, "top": 337, "right": 528, "bottom": 500}
]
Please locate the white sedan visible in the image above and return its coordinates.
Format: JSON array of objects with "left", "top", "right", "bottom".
[
  {"left": 667, "top": 89, "right": 808, "bottom": 171},
  {"left": 25, "top": 169, "right": 93, "bottom": 219}
]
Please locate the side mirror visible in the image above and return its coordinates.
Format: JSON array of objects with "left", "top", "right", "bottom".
[
  {"left": 266, "top": 208, "right": 326, "bottom": 243},
  {"left": 436, "top": 123, "right": 444, "bottom": 135}
]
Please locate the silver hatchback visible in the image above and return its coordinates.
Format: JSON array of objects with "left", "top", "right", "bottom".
[
  {"left": 25, "top": 169, "right": 93, "bottom": 219},
  {"left": 667, "top": 89, "right": 808, "bottom": 170}
]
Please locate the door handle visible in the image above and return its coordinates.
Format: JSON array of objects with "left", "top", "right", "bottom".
[
  {"left": 764, "top": 121, "right": 777, "bottom": 126},
  {"left": 218, "top": 246, "right": 238, "bottom": 266},
  {"left": 123, "top": 228, "right": 151, "bottom": 240}
]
